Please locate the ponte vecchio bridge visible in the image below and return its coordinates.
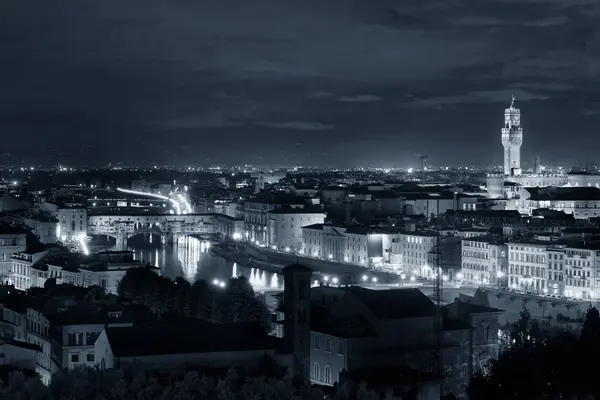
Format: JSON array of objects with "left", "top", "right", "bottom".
[
  {"left": 87, "top": 214, "right": 214, "bottom": 249},
  {"left": 86, "top": 213, "right": 241, "bottom": 250}
]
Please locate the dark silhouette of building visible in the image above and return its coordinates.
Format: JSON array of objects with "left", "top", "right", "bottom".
[{"left": 282, "top": 263, "right": 312, "bottom": 380}]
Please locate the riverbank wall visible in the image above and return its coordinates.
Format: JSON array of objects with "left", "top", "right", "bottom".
[
  {"left": 242, "top": 243, "right": 404, "bottom": 282},
  {"left": 468, "top": 287, "right": 592, "bottom": 327}
]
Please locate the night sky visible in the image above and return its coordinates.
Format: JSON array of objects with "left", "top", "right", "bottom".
[{"left": 1, "top": 0, "right": 600, "bottom": 167}]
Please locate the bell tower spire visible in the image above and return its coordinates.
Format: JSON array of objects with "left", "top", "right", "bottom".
[{"left": 501, "top": 95, "right": 523, "bottom": 176}]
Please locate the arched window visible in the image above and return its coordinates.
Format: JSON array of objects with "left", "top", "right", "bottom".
[
  {"left": 313, "top": 362, "right": 320, "bottom": 381},
  {"left": 324, "top": 365, "right": 331, "bottom": 384}
]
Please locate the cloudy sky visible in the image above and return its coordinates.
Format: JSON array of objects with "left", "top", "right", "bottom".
[{"left": 1, "top": 0, "right": 600, "bottom": 167}]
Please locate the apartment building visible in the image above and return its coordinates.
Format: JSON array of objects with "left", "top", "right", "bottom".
[
  {"left": 507, "top": 239, "right": 549, "bottom": 293},
  {"left": 460, "top": 236, "right": 508, "bottom": 286}
]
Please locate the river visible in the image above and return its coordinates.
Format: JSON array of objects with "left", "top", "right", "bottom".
[{"left": 90, "top": 235, "right": 283, "bottom": 291}]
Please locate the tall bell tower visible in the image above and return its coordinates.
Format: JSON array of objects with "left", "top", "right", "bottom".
[{"left": 501, "top": 95, "right": 523, "bottom": 176}]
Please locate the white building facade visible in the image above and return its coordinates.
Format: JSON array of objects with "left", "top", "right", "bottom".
[
  {"left": 267, "top": 210, "right": 325, "bottom": 250},
  {"left": 460, "top": 237, "right": 507, "bottom": 286},
  {"left": 400, "top": 232, "right": 438, "bottom": 277},
  {"left": 301, "top": 225, "right": 400, "bottom": 268},
  {"left": 507, "top": 241, "right": 548, "bottom": 294},
  {"left": 57, "top": 207, "right": 87, "bottom": 243}
]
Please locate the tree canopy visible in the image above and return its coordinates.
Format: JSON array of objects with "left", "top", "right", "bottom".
[
  {"left": 117, "top": 267, "right": 270, "bottom": 330},
  {"left": 468, "top": 308, "right": 600, "bottom": 400},
  {"left": 0, "top": 366, "right": 368, "bottom": 400}
]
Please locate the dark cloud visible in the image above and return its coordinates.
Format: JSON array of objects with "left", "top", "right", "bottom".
[
  {"left": 254, "top": 121, "right": 334, "bottom": 131},
  {"left": 337, "top": 95, "right": 382, "bottom": 103},
  {"left": 1, "top": 0, "right": 600, "bottom": 166}
]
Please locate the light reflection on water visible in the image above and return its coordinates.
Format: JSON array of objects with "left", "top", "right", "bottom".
[{"left": 99, "top": 236, "right": 283, "bottom": 291}]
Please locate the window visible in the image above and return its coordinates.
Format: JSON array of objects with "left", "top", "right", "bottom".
[
  {"left": 314, "top": 335, "right": 320, "bottom": 350},
  {"left": 312, "top": 362, "right": 320, "bottom": 381},
  {"left": 325, "top": 337, "right": 331, "bottom": 352},
  {"left": 71, "top": 354, "right": 79, "bottom": 363},
  {"left": 338, "top": 340, "right": 344, "bottom": 355},
  {"left": 86, "top": 353, "right": 95, "bottom": 362},
  {"left": 324, "top": 366, "right": 331, "bottom": 384}
]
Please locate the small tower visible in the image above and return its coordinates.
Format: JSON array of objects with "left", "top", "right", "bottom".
[
  {"left": 282, "top": 263, "right": 313, "bottom": 381},
  {"left": 501, "top": 95, "right": 523, "bottom": 176},
  {"left": 534, "top": 155, "right": 541, "bottom": 174}
]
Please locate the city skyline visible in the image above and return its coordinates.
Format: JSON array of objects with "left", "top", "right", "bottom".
[{"left": 2, "top": 0, "right": 600, "bottom": 166}]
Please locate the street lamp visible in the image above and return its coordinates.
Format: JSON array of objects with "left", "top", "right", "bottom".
[{"left": 362, "top": 275, "right": 368, "bottom": 282}]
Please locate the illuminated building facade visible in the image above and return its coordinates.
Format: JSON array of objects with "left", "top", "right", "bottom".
[{"left": 502, "top": 96, "right": 523, "bottom": 176}]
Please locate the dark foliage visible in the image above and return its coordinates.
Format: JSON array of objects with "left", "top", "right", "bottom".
[
  {"left": 117, "top": 267, "right": 270, "bottom": 331},
  {"left": 0, "top": 366, "right": 370, "bottom": 400},
  {"left": 468, "top": 308, "right": 600, "bottom": 400}
]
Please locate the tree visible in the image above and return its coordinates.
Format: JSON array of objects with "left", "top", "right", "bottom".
[
  {"left": 0, "top": 370, "right": 48, "bottom": 400},
  {"left": 1, "top": 366, "right": 375, "bottom": 400},
  {"left": 468, "top": 307, "right": 600, "bottom": 400},
  {"left": 117, "top": 269, "right": 271, "bottom": 331}
]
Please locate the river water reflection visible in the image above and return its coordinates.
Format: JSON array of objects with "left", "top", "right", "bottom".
[{"left": 92, "top": 235, "right": 283, "bottom": 291}]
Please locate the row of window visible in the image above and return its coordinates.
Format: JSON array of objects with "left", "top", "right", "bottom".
[
  {"left": 509, "top": 252, "right": 546, "bottom": 264},
  {"left": 314, "top": 335, "right": 344, "bottom": 355},
  {"left": 509, "top": 265, "right": 546, "bottom": 278},
  {"left": 463, "top": 250, "right": 489, "bottom": 259}
]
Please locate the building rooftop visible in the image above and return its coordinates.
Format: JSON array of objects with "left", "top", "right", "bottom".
[
  {"left": 529, "top": 187, "right": 600, "bottom": 202},
  {"left": 447, "top": 298, "right": 503, "bottom": 315},
  {"left": 47, "top": 303, "right": 138, "bottom": 326},
  {"left": 462, "top": 235, "right": 507, "bottom": 245},
  {"left": 348, "top": 287, "right": 436, "bottom": 320},
  {"left": 0, "top": 338, "right": 42, "bottom": 352},
  {"left": 302, "top": 223, "right": 324, "bottom": 230},
  {"left": 268, "top": 207, "right": 324, "bottom": 215},
  {"left": 0, "top": 223, "right": 28, "bottom": 235},
  {"left": 311, "top": 306, "right": 374, "bottom": 338},
  {"left": 104, "top": 322, "right": 279, "bottom": 357}
]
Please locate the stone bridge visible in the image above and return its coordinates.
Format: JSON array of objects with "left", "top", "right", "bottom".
[{"left": 87, "top": 213, "right": 216, "bottom": 249}]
